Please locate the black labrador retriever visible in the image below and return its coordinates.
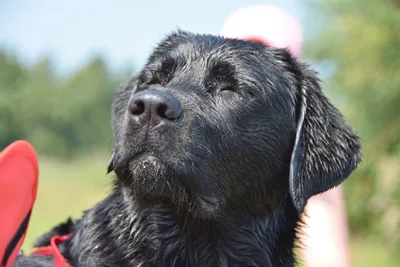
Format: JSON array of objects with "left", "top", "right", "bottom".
[{"left": 15, "top": 30, "right": 361, "bottom": 267}]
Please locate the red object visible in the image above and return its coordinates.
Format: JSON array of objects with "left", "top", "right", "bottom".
[
  {"left": 0, "top": 140, "right": 39, "bottom": 267},
  {"left": 31, "top": 234, "right": 71, "bottom": 267}
]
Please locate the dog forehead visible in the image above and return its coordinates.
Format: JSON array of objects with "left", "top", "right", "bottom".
[
  {"left": 153, "top": 31, "right": 267, "bottom": 65},
  {"left": 144, "top": 32, "right": 299, "bottom": 96}
]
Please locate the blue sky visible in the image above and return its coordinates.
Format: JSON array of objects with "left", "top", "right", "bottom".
[{"left": 0, "top": 0, "right": 306, "bottom": 74}]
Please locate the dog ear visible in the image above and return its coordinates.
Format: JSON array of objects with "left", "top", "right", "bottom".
[{"left": 289, "top": 67, "right": 361, "bottom": 214}]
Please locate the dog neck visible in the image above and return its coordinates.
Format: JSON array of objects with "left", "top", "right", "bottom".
[{"left": 71, "top": 190, "right": 301, "bottom": 267}]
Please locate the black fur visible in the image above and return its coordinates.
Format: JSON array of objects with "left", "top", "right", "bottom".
[{"left": 15, "top": 30, "right": 361, "bottom": 267}]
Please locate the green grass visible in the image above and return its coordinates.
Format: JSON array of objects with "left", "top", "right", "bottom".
[
  {"left": 349, "top": 237, "right": 398, "bottom": 267},
  {"left": 23, "top": 152, "right": 111, "bottom": 252},
  {"left": 23, "top": 153, "right": 399, "bottom": 267}
]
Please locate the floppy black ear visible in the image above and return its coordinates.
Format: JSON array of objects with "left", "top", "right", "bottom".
[{"left": 289, "top": 68, "right": 362, "bottom": 214}]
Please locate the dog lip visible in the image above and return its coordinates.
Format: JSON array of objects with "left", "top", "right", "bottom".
[
  {"left": 115, "top": 151, "right": 155, "bottom": 169},
  {"left": 196, "top": 196, "right": 223, "bottom": 215},
  {"left": 127, "top": 151, "right": 161, "bottom": 166},
  {"left": 196, "top": 196, "right": 221, "bottom": 207},
  {"left": 133, "top": 151, "right": 152, "bottom": 159}
]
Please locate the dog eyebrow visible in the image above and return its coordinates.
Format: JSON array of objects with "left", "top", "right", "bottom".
[
  {"left": 159, "top": 56, "right": 177, "bottom": 77},
  {"left": 205, "top": 61, "right": 236, "bottom": 84}
]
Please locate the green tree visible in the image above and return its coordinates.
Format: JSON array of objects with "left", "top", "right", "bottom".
[
  {"left": 0, "top": 49, "right": 135, "bottom": 158},
  {"left": 14, "top": 57, "right": 63, "bottom": 155},
  {"left": 0, "top": 50, "right": 27, "bottom": 149},
  {"left": 305, "top": 0, "right": 400, "bottom": 253},
  {"left": 51, "top": 57, "right": 113, "bottom": 156}
]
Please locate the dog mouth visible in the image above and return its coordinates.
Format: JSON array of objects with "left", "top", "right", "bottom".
[
  {"left": 116, "top": 148, "right": 226, "bottom": 215},
  {"left": 196, "top": 195, "right": 222, "bottom": 213},
  {"left": 131, "top": 151, "right": 155, "bottom": 161},
  {"left": 127, "top": 151, "right": 164, "bottom": 170}
]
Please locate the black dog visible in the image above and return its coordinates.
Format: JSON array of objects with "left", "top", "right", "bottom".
[{"left": 15, "top": 30, "right": 361, "bottom": 267}]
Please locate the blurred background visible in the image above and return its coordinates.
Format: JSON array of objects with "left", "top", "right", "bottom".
[{"left": 1, "top": 0, "right": 399, "bottom": 266}]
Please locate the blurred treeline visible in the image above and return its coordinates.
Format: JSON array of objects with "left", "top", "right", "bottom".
[
  {"left": 305, "top": 0, "right": 400, "bottom": 255},
  {"left": 0, "top": 0, "right": 399, "bottom": 258},
  {"left": 0, "top": 53, "right": 134, "bottom": 157}
]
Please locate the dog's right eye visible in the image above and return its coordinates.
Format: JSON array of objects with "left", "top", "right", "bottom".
[
  {"left": 136, "top": 75, "right": 158, "bottom": 91},
  {"left": 139, "top": 57, "right": 177, "bottom": 89},
  {"left": 137, "top": 72, "right": 164, "bottom": 90},
  {"left": 147, "top": 75, "right": 162, "bottom": 86}
]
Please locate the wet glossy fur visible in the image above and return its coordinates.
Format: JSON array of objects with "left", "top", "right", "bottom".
[{"left": 15, "top": 30, "right": 361, "bottom": 267}]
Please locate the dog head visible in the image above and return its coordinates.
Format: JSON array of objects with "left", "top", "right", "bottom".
[{"left": 108, "top": 30, "right": 361, "bottom": 218}]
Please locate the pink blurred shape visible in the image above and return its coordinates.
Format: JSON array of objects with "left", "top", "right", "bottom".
[{"left": 220, "top": 5, "right": 303, "bottom": 57}]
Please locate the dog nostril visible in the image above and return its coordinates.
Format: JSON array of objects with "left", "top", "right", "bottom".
[
  {"left": 128, "top": 100, "right": 145, "bottom": 116},
  {"left": 128, "top": 90, "right": 182, "bottom": 125},
  {"left": 157, "top": 103, "right": 181, "bottom": 120}
]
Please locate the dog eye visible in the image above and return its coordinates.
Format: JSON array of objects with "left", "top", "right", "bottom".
[
  {"left": 147, "top": 76, "right": 161, "bottom": 86},
  {"left": 137, "top": 72, "right": 160, "bottom": 89},
  {"left": 217, "top": 86, "right": 236, "bottom": 95}
]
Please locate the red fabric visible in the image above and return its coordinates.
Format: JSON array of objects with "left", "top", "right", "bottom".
[
  {"left": 0, "top": 141, "right": 71, "bottom": 266},
  {"left": 0, "top": 140, "right": 39, "bottom": 267},
  {"left": 31, "top": 234, "right": 71, "bottom": 267}
]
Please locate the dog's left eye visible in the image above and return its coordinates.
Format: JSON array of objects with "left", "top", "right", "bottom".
[
  {"left": 216, "top": 86, "right": 237, "bottom": 96},
  {"left": 219, "top": 86, "right": 235, "bottom": 92}
]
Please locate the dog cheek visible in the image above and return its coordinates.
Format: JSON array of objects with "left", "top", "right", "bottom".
[{"left": 224, "top": 125, "right": 291, "bottom": 206}]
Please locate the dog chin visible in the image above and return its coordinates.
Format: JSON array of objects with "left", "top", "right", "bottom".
[
  {"left": 128, "top": 154, "right": 171, "bottom": 188},
  {"left": 123, "top": 154, "right": 180, "bottom": 200},
  {"left": 123, "top": 155, "right": 222, "bottom": 217},
  {"left": 129, "top": 153, "right": 162, "bottom": 171}
]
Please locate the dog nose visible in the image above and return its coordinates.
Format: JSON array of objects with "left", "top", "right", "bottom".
[{"left": 128, "top": 89, "right": 182, "bottom": 127}]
